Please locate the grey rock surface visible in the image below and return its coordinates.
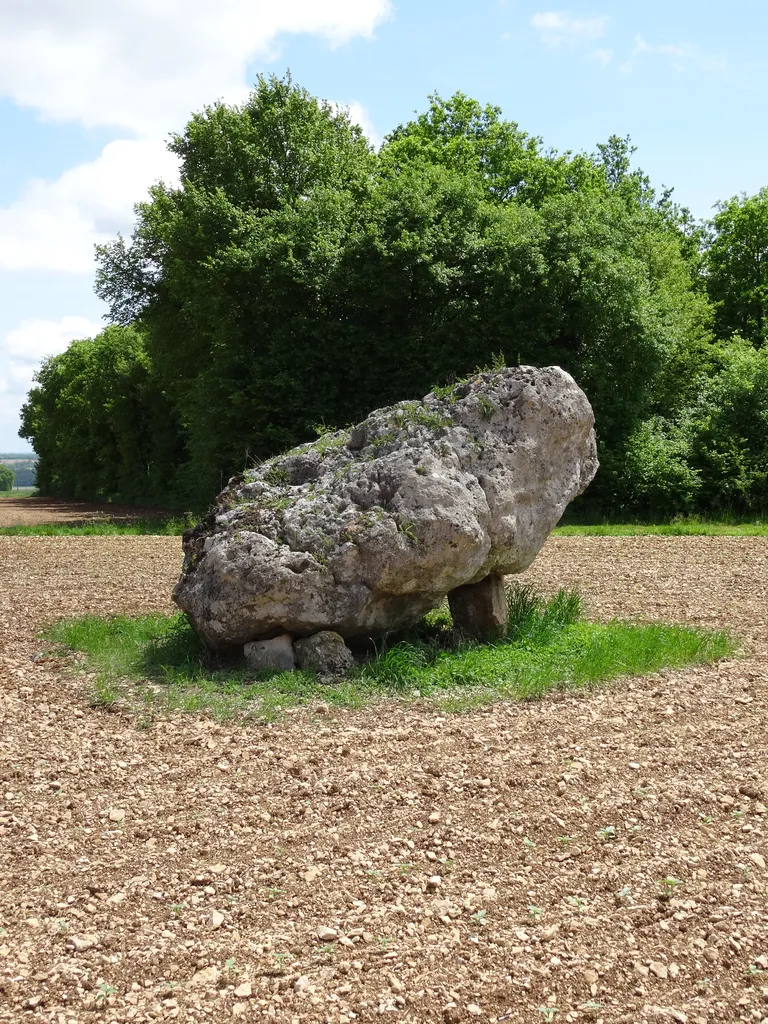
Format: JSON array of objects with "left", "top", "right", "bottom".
[
  {"left": 294, "top": 631, "right": 355, "bottom": 678},
  {"left": 174, "top": 366, "right": 598, "bottom": 650},
  {"left": 244, "top": 634, "right": 295, "bottom": 673}
]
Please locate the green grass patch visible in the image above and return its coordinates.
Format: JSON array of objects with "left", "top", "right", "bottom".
[
  {"left": 0, "top": 515, "right": 194, "bottom": 536},
  {"left": 43, "top": 584, "right": 736, "bottom": 721},
  {"left": 0, "top": 487, "right": 37, "bottom": 499},
  {"left": 553, "top": 520, "right": 768, "bottom": 536},
  {"left": 554, "top": 512, "right": 768, "bottom": 536}
]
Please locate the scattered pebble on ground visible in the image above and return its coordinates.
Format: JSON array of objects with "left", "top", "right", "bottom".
[{"left": 1, "top": 530, "right": 767, "bottom": 1023}]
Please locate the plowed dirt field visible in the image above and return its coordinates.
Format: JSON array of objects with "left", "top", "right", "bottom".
[
  {"left": 1, "top": 533, "right": 767, "bottom": 1024},
  {"left": 0, "top": 496, "right": 175, "bottom": 528}
]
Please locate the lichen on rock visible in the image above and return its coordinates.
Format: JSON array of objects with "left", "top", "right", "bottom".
[{"left": 174, "top": 366, "right": 598, "bottom": 650}]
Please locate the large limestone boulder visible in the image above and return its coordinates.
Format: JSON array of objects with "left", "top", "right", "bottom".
[{"left": 174, "top": 366, "right": 598, "bottom": 650}]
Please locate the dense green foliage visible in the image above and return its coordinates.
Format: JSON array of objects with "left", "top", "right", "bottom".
[
  {"left": 20, "top": 326, "right": 181, "bottom": 503},
  {"left": 614, "top": 340, "right": 768, "bottom": 516},
  {"left": 705, "top": 189, "right": 768, "bottom": 348},
  {"left": 45, "top": 585, "right": 735, "bottom": 718},
  {"left": 19, "top": 74, "right": 768, "bottom": 516},
  {"left": 0, "top": 464, "right": 13, "bottom": 491}
]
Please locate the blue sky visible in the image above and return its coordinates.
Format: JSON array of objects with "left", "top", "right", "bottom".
[{"left": 1, "top": 0, "right": 766, "bottom": 452}]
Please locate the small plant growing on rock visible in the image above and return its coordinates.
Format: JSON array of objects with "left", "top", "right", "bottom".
[
  {"left": 390, "top": 400, "right": 453, "bottom": 431},
  {"left": 261, "top": 495, "right": 292, "bottom": 511},
  {"left": 265, "top": 464, "right": 290, "bottom": 486},
  {"left": 395, "top": 517, "right": 418, "bottom": 544},
  {"left": 477, "top": 395, "right": 497, "bottom": 421}
]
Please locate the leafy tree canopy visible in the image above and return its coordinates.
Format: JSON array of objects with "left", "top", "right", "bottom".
[
  {"left": 706, "top": 188, "right": 768, "bottom": 348},
  {"left": 20, "top": 325, "right": 181, "bottom": 504},
  {"left": 20, "top": 73, "right": 761, "bottom": 517}
]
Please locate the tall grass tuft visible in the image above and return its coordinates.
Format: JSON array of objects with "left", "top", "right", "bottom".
[{"left": 505, "top": 584, "right": 582, "bottom": 643}]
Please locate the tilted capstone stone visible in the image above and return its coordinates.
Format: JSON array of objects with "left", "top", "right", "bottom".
[{"left": 174, "top": 365, "right": 598, "bottom": 651}]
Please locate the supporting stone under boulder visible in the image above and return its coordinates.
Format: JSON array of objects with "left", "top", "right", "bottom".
[
  {"left": 294, "top": 631, "right": 355, "bottom": 678},
  {"left": 174, "top": 365, "right": 598, "bottom": 651},
  {"left": 448, "top": 573, "right": 508, "bottom": 640},
  {"left": 244, "top": 634, "right": 295, "bottom": 673}
]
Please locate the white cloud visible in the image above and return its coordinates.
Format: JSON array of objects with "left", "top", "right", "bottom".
[
  {"left": 0, "top": 316, "right": 103, "bottom": 448},
  {"left": 634, "top": 36, "right": 686, "bottom": 59},
  {"left": 3, "top": 316, "right": 103, "bottom": 366},
  {"left": 531, "top": 11, "right": 608, "bottom": 47},
  {"left": 591, "top": 48, "right": 613, "bottom": 65},
  {"left": 0, "top": 0, "right": 392, "bottom": 136},
  {"left": 623, "top": 35, "right": 727, "bottom": 75},
  {"left": 0, "top": 139, "right": 180, "bottom": 273}
]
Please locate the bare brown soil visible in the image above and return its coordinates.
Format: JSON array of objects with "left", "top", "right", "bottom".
[
  {"left": 0, "top": 496, "right": 174, "bottom": 528},
  {"left": 1, "top": 535, "right": 767, "bottom": 1024}
]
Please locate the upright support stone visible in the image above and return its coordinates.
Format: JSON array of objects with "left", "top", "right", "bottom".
[{"left": 448, "top": 573, "right": 507, "bottom": 640}]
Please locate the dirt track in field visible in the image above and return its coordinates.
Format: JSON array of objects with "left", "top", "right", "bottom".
[
  {"left": 1, "top": 531, "right": 767, "bottom": 1024},
  {"left": 0, "top": 496, "right": 174, "bottom": 528}
]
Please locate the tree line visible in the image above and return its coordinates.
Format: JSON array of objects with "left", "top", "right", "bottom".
[{"left": 20, "top": 74, "right": 768, "bottom": 517}]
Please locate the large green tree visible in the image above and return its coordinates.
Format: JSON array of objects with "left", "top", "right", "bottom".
[
  {"left": 0, "top": 465, "right": 14, "bottom": 492},
  {"left": 20, "top": 326, "right": 181, "bottom": 503},
  {"left": 706, "top": 188, "right": 768, "bottom": 348},
  {"left": 373, "top": 101, "right": 712, "bottom": 482},
  {"left": 86, "top": 78, "right": 714, "bottom": 510},
  {"left": 96, "top": 73, "right": 374, "bottom": 503}
]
